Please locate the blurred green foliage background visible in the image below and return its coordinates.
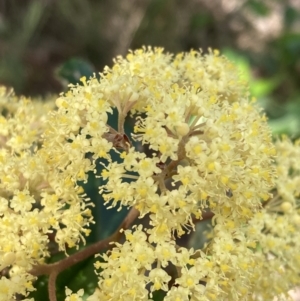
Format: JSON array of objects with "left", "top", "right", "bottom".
[
  {"left": 1, "top": 1, "right": 300, "bottom": 299},
  {"left": 0, "top": 0, "right": 300, "bottom": 136}
]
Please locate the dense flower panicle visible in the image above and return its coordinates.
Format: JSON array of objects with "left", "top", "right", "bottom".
[
  {"left": 0, "top": 88, "right": 55, "bottom": 299},
  {"left": 0, "top": 47, "right": 299, "bottom": 301},
  {"left": 242, "top": 137, "right": 300, "bottom": 300},
  {"left": 0, "top": 88, "right": 93, "bottom": 300},
  {"left": 48, "top": 47, "right": 275, "bottom": 301}
]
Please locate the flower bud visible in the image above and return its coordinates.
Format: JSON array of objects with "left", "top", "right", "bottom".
[
  {"left": 2, "top": 252, "right": 16, "bottom": 268},
  {"left": 280, "top": 202, "right": 292, "bottom": 213},
  {"left": 175, "top": 122, "right": 190, "bottom": 137}
]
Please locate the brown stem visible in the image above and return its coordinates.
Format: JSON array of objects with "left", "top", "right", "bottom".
[
  {"left": 48, "top": 271, "right": 58, "bottom": 301},
  {"left": 31, "top": 235, "right": 114, "bottom": 277},
  {"left": 165, "top": 159, "right": 180, "bottom": 176},
  {"left": 30, "top": 207, "right": 139, "bottom": 298},
  {"left": 189, "top": 130, "right": 204, "bottom": 137}
]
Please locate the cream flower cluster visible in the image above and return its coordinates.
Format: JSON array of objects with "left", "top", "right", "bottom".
[
  {"left": 0, "top": 87, "right": 93, "bottom": 300},
  {"left": 1, "top": 47, "right": 299, "bottom": 301},
  {"left": 243, "top": 137, "right": 300, "bottom": 300},
  {"left": 50, "top": 47, "right": 276, "bottom": 300},
  {"left": 0, "top": 87, "right": 53, "bottom": 299}
]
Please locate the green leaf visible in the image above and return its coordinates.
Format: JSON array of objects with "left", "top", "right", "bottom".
[
  {"left": 152, "top": 289, "right": 167, "bottom": 301},
  {"left": 55, "top": 256, "right": 98, "bottom": 301},
  {"left": 55, "top": 58, "right": 95, "bottom": 87}
]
